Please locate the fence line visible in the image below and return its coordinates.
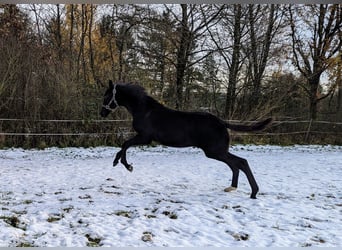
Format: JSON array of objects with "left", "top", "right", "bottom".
[
  {"left": 1, "top": 118, "right": 342, "bottom": 125},
  {"left": 0, "top": 132, "right": 116, "bottom": 136},
  {"left": 1, "top": 131, "right": 340, "bottom": 137},
  {"left": 233, "top": 131, "right": 341, "bottom": 136},
  {"left": 0, "top": 118, "right": 340, "bottom": 137},
  {"left": 0, "top": 118, "right": 130, "bottom": 123}
]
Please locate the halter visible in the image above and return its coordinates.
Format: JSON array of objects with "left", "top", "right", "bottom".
[{"left": 102, "top": 84, "right": 119, "bottom": 111}]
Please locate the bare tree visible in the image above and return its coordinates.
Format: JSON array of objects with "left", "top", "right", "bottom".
[
  {"left": 289, "top": 4, "right": 342, "bottom": 119},
  {"left": 246, "top": 4, "right": 284, "bottom": 113},
  {"left": 164, "top": 4, "right": 223, "bottom": 109},
  {"left": 205, "top": 5, "right": 247, "bottom": 119},
  {"left": 88, "top": 4, "right": 98, "bottom": 83},
  {"left": 66, "top": 4, "right": 74, "bottom": 74},
  {"left": 224, "top": 5, "right": 243, "bottom": 119}
]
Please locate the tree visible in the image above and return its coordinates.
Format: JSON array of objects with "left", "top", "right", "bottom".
[
  {"left": 137, "top": 8, "right": 177, "bottom": 99},
  {"left": 202, "top": 52, "right": 221, "bottom": 113},
  {"left": 205, "top": 5, "right": 246, "bottom": 118},
  {"left": 163, "top": 4, "right": 224, "bottom": 109},
  {"left": 0, "top": 4, "right": 32, "bottom": 113},
  {"left": 225, "top": 4, "right": 243, "bottom": 119},
  {"left": 289, "top": 4, "right": 342, "bottom": 119},
  {"left": 245, "top": 4, "right": 285, "bottom": 114},
  {"left": 99, "top": 5, "right": 145, "bottom": 82}
]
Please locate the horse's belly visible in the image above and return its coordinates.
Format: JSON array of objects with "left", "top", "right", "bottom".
[{"left": 154, "top": 130, "right": 193, "bottom": 148}]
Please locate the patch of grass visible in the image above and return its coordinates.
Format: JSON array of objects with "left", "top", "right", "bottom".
[
  {"left": 16, "top": 242, "right": 35, "bottom": 247},
  {"left": 78, "top": 194, "right": 92, "bottom": 199},
  {"left": 11, "top": 210, "right": 27, "bottom": 215},
  {"left": 62, "top": 206, "right": 74, "bottom": 213},
  {"left": 103, "top": 190, "right": 122, "bottom": 195},
  {"left": 47, "top": 213, "right": 64, "bottom": 223},
  {"left": 58, "top": 197, "right": 72, "bottom": 202},
  {"left": 85, "top": 234, "right": 102, "bottom": 247},
  {"left": 311, "top": 236, "right": 326, "bottom": 244},
  {"left": 145, "top": 214, "right": 157, "bottom": 219},
  {"left": 144, "top": 207, "right": 158, "bottom": 218},
  {"left": 114, "top": 210, "right": 133, "bottom": 218},
  {"left": 1, "top": 216, "right": 20, "bottom": 227},
  {"left": 162, "top": 211, "right": 178, "bottom": 219},
  {"left": 23, "top": 200, "right": 33, "bottom": 205},
  {"left": 1, "top": 215, "right": 26, "bottom": 230},
  {"left": 306, "top": 193, "right": 315, "bottom": 200},
  {"left": 141, "top": 232, "right": 154, "bottom": 242},
  {"left": 1, "top": 215, "right": 20, "bottom": 227},
  {"left": 226, "top": 230, "right": 249, "bottom": 241}
]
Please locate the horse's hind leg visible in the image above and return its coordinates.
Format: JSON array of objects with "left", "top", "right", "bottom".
[
  {"left": 224, "top": 165, "right": 239, "bottom": 192},
  {"left": 225, "top": 152, "right": 259, "bottom": 199},
  {"left": 204, "top": 151, "right": 239, "bottom": 192},
  {"left": 204, "top": 150, "right": 259, "bottom": 199}
]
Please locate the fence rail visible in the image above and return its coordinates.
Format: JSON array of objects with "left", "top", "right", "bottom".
[
  {"left": 0, "top": 118, "right": 341, "bottom": 146},
  {"left": 0, "top": 118, "right": 341, "bottom": 137},
  {"left": 1, "top": 118, "right": 342, "bottom": 125}
]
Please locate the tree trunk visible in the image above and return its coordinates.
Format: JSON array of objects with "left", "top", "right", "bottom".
[
  {"left": 69, "top": 4, "right": 74, "bottom": 74},
  {"left": 247, "top": 4, "right": 275, "bottom": 111},
  {"left": 175, "top": 4, "right": 190, "bottom": 110},
  {"left": 308, "top": 75, "right": 321, "bottom": 120},
  {"left": 56, "top": 4, "right": 62, "bottom": 61},
  {"left": 77, "top": 4, "right": 87, "bottom": 83},
  {"left": 88, "top": 4, "right": 97, "bottom": 83},
  {"left": 225, "top": 4, "right": 242, "bottom": 119}
]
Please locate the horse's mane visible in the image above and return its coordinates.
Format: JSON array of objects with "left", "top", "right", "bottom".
[
  {"left": 117, "top": 83, "right": 165, "bottom": 111},
  {"left": 118, "top": 83, "right": 147, "bottom": 100}
]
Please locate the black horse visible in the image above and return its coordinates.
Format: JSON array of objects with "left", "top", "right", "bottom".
[{"left": 100, "top": 80, "right": 271, "bottom": 199}]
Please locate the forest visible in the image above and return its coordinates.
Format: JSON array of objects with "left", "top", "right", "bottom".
[{"left": 0, "top": 4, "right": 341, "bottom": 148}]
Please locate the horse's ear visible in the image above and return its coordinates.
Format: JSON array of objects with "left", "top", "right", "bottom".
[{"left": 109, "top": 80, "right": 114, "bottom": 88}]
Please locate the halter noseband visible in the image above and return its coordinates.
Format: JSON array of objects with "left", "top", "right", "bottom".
[{"left": 102, "top": 84, "right": 119, "bottom": 111}]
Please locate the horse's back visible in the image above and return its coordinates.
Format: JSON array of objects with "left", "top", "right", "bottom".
[{"left": 149, "top": 108, "right": 229, "bottom": 149}]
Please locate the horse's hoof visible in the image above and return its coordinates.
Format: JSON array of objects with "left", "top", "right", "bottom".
[
  {"left": 250, "top": 194, "right": 257, "bottom": 199},
  {"left": 126, "top": 165, "right": 133, "bottom": 172},
  {"left": 224, "top": 186, "right": 237, "bottom": 192}
]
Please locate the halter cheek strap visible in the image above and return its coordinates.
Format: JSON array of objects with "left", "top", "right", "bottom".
[{"left": 102, "top": 84, "right": 119, "bottom": 111}]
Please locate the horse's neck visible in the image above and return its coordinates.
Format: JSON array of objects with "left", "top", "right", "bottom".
[
  {"left": 126, "top": 96, "right": 163, "bottom": 119},
  {"left": 122, "top": 96, "right": 145, "bottom": 118}
]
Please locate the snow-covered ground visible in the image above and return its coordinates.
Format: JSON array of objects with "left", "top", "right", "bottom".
[{"left": 0, "top": 145, "right": 341, "bottom": 247}]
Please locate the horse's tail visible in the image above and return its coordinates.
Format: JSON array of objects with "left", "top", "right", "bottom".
[{"left": 225, "top": 118, "right": 272, "bottom": 132}]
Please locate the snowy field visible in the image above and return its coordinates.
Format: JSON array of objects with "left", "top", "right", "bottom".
[{"left": 0, "top": 144, "right": 341, "bottom": 247}]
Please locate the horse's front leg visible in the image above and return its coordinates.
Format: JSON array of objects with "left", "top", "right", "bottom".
[
  {"left": 113, "top": 150, "right": 122, "bottom": 166},
  {"left": 114, "top": 134, "right": 151, "bottom": 172}
]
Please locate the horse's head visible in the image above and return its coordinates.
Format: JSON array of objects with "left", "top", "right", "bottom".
[{"left": 100, "top": 80, "right": 119, "bottom": 117}]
